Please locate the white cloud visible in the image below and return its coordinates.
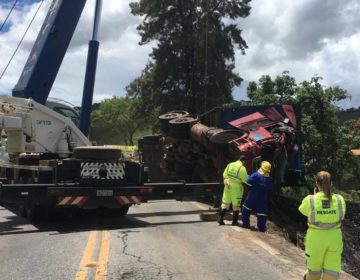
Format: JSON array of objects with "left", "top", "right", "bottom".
[
  {"left": 0, "top": 0, "right": 151, "bottom": 106},
  {"left": 1, "top": 0, "right": 360, "bottom": 109},
  {"left": 234, "top": 0, "right": 360, "bottom": 107}
]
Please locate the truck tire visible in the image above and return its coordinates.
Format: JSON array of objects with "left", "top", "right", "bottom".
[
  {"left": 209, "top": 131, "right": 244, "bottom": 152},
  {"left": 169, "top": 116, "right": 199, "bottom": 139},
  {"left": 26, "top": 204, "right": 51, "bottom": 223},
  {"left": 74, "top": 146, "right": 122, "bottom": 160},
  {"left": 102, "top": 205, "right": 130, "bottom": 217},
  {"left": 159, "top": 111, "right": 189, "bottom": 133},
  {"left": 19, "top": 204, "right": 27, "bottom": 218},
  {"left": 116, "top": 205, "right": 130, "bottom": 216}
]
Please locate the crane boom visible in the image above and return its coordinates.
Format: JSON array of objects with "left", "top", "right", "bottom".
[{"left": 12, "top": 0, "right": 86, "bottom": 105}]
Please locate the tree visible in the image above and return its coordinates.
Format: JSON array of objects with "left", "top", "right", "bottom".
[
  {"left": 127, "top": 0, "right": 251, "bottom": 114},
  {"left": 335, "top": 120, "right": 360, "bottom": 184},
  {"left": 247, "top": 73, "right": 354, "bottom": 183},
  {"left": 247, "top": 71, "right": 297, "bottom": 105},
  {"left": 91, "top": 97, "right": 156, "bottom": 145},
  {"left": 296, "top": 76, "right": 349, "bottom": 179}
]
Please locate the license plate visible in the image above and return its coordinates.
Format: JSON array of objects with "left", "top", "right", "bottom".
[{"left": 96, "top": 190, "right": 113, "bottom": 196}]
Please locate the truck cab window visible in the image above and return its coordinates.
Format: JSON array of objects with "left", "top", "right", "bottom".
[{"left": 53, "top": 107, "right": 80, "bottom": 127}]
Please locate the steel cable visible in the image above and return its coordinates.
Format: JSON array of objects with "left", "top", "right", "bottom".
[
  {"left": 0, "top": 0, "right": 44, "bottom": 80},
  {"left": 0, "top": 0, "right": 19, "bottom": 33}
]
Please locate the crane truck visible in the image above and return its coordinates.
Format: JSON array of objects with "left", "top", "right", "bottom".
[
  {"left": 0, "top": 0, "right": 222, "bottom": 222},
  {"left": 0, "top": 0, "right": 304, "bottom": 222}
]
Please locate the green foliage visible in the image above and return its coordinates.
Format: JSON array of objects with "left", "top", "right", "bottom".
[
  {"left": 296, "top": 77, "right": 349, "bottom": 178},
  {"left": 281, "top": 186, "right": 311, "bottom": 200},
  {"left": 332, "top": 187, "right": 360, "bottom": 203},
  {"left": 281, "top": 185, "right": 360, "bottom": 203},
  {"left": 247, "top": 71, "right": 297, "bottom": 105},
  {"left": 335, "top": 120, "right": 360, "bottom": 186},
  {"left": 127, "top": 0, "right": 251, "bottom": 114},
  {"left": 91, "top": 97, "right": 157, "bottom": 145},
  {"left": 246, "top": 72, "right": 360, "bottom": 186}
]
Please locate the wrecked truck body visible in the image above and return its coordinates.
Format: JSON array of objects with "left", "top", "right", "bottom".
[{"left": 138, "top": 104, "right": 304, "bottom": 194}]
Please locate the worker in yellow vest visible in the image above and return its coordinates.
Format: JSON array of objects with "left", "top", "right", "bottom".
[
  {"left": 218, "top": 155, "right": 248, "bottom": 226},
  {"left": 299, "top": 171, "right": 346, "bottom": 280}
]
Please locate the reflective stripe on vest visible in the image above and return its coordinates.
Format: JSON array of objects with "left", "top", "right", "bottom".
[
  {"left": 227, "top": 164, "right": 243, "bottom": 182},
  {"left": 308, "top": 194, "right": 342, "bottom": 229}
]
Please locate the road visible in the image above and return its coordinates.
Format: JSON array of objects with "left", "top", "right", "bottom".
[{"left": 0, "top": 200, "right": 356, "bottom": 280}]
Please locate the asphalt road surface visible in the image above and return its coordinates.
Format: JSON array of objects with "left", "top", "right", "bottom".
[{"left": 0, "top": 200, "right": 356, "bottom": 280}]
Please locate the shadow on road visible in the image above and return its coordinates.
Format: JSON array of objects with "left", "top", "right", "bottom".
[{"left": 0, "top": 205, "right": 208, "bottom": 236}]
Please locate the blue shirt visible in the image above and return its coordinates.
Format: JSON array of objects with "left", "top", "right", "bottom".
[{"left": 245, "top": 172, "right": 273, "bottom": 207}]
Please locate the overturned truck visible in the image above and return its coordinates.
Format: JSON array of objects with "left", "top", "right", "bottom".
[{"left": 139, "top": 104, "right": 304, "bottom": 195}]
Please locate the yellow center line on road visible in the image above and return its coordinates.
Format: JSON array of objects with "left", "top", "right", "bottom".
[
  {"left": 95, "top": 230, "right": 110, "bottom": 280},
  {"left": 75, "top": 230, "right": 98, "bottom": 280},
  {"left": 74, "top": 230, "right": 110, "bottom": 280}
]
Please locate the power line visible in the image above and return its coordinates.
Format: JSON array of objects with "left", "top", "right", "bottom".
[
  {"left": 0, "top": 0, "right": 19, "bottom": 33},
  {"left": 0, "top": 0, "right": 44, "bottom": 80}
]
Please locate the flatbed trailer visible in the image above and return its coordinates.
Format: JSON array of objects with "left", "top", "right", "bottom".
[{"left": 0, "top": 154, "right": 221, "bottom": 222}]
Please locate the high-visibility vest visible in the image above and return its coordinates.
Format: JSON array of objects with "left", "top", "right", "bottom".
[
  {"left": 223, "top": 160, "right": 248, "bottom": 184},
  {"left": 299, "top": 192, "right": 346, "bottom": 230}
]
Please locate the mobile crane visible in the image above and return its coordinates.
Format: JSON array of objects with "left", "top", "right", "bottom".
[
  {"left": 0, "top": 0, "right": 304, "bottom": 223},
  {"left": 0, "top": 0, "right": 220, "bottom": 222}
]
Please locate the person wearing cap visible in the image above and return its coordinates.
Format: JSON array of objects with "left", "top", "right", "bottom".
[
  {"left": 241, "top": 161, "right": 272, "bottom": 232},
  {"left": 299, "top": 171, "right": 346, "bottom": 280},
  {"left": 218, "top": 155, "right": 248, "bottom": 226}
]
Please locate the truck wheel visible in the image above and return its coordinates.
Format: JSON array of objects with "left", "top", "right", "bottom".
[
  {"left": 159, "top": 111, "right": 189, "bottom": 133},
  {"left": 74, "top": 146, "right": 122, "bottom": 160},
  {"left": 116, "top": 205, "right": 130, "bottom": 216},
  {"left": 209, "top": 131, "right": 244, "bottom": 152},
  {"left": 169, "top": 116, "right": 199, "bottom": 139},
  {"left": 26, "top": 205, "right": 51, "bottom": 223},
  {"left": 102, "top": 205, "right": 130, "bottom": 217},
  {"left": 18, "top": 204, "right": 27, "bottom": 218}
]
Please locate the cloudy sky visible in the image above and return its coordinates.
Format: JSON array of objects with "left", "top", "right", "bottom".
[{"left": 0, "top": 0, "right": 359, "bottom": 108}]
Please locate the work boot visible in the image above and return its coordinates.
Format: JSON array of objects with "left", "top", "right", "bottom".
[
  {"left": 304, "top": 270, "right": 322, "bottom": 280},
  {"left": 322, "top": 272, "right": 339, "bottom": 280},
  {"left": 218, "top": 209, "right": 227, "bottom": 225},
  {"left": 232, "top": 211, "right": 239, "bottom": 226}
]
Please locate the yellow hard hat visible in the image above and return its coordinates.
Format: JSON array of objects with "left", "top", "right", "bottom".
[{"left": 258, "top": 161, "right": 271, "bottom": 176}]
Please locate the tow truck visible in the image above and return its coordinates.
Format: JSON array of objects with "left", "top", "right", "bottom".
[{"left": 0, "top": 0, "right": 221, "bottom": 222}]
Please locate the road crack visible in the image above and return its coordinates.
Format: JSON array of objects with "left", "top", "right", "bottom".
[{"left": 118, "top": 230, "right": 173, "bottom": 279}]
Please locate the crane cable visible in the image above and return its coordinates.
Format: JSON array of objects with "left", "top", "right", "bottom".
[
  {"left": 0, "top": 0, "right": 19, "bottom": 33},
  {"left": 0, "top": 0, "right": 45, "bottom": 80}
]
